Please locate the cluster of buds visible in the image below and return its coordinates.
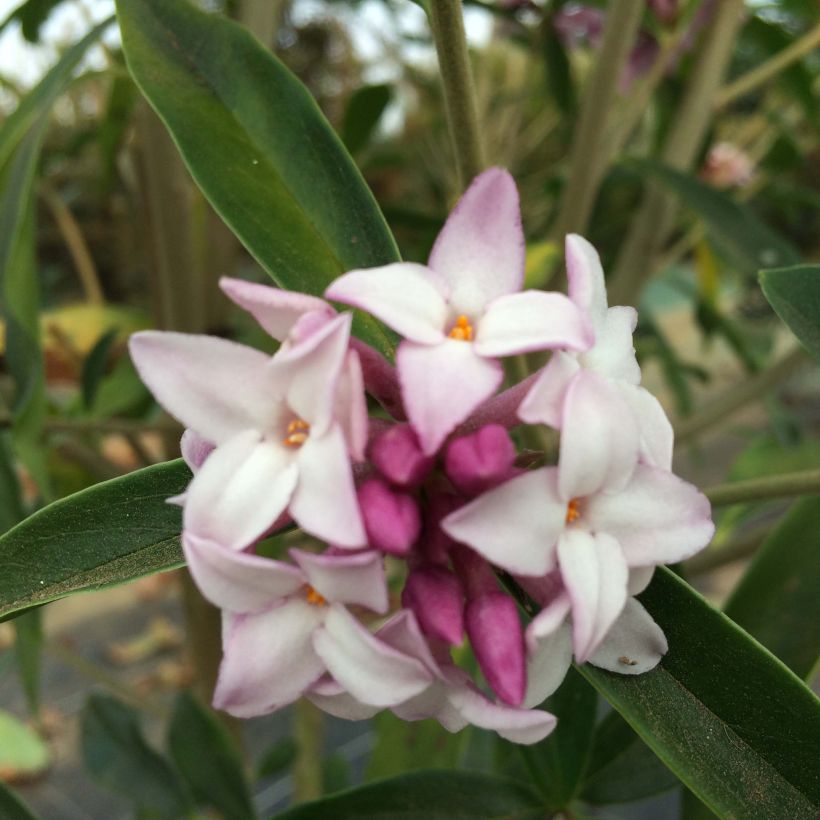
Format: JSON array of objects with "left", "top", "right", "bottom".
[{"left": 130, "top": 169, "right": 713, "bottom": 744}]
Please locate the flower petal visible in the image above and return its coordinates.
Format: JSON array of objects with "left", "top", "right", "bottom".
[
  {"left": 588, "top": 598, "right": 667, "bottom": 675},
  {"left": 184, "top": 533, "right": 304, "bottom": 612},
  {"left": 429, "top": 168, "right": 525, "bottom": 316},
  {"left": 584, "top": 465, "right": 715, "bottom": 566},
  {"left": 581, "top": 305, "right": 640, "bottom": 384},
  {"left": 523, "top": 622, "right": 573, "bottom": 708},
  {"left": 325, "top": 263, "right": 448, "bottom": 344},
  {"left": 336, "top": 350, "right": 368, "bottom": 461},
  {"left": 398, "top": 339, "right": 503, "bottom": 455},
  {"left": 184, "top": 431, "right": 298, "bottom": 550},
  {"left": 558, "top": 369, "right": 640, "bottom": 500},
  {"left": 213, "top": 600, "right": 325, "bottom": 717},
  {"left": 375, "top": 609, "right": 445, "bottom": 677},
  {"left": 180, "top": 429, "right": 214, "bottom": 472},
  {"left": 517, "top": 352, "right": 580, "bottom": 428},
  {"left": 312, "top": 604, "right": 433, "bottom": 707},
  {"left": 443, "top": 468, "right": 565, "bottom": 577},
  {"left": 557, "top": 529, "right": 628, "bottom": 662},
  {"left": 618, "top": 383, "right": 673, "bottom": 470},
  {"left": 290, "top": 425, "right": 366, "bottom": 548},
  {"left": 219, "top": 277, "right": 333, "bottom": 341},
  {"left": 525, "top": 592, "right": 571, "bottom": 653},
  {"left": 307, "top": 678, "right": 382, "bottom": 720},
  {"left": 628, "top": 566, "right": 654, "bottom": 596},
  {"left": 566, "top": 234, "right": 608, "bottom": 332},
  {"left": 129, "top": 331, "right": 280, "bottom": 443},
  {"left": 475, "top": 291, "right": 593, "bottom": 357},
  {"left": 290, "top": 548, "right": 388, "bottom": 613}
]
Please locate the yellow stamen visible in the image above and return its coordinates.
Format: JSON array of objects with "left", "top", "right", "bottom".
[
  {"left": 448, "top": 315, "right": 474, "bottom": 341},
  {"left": 565, "top": 498, "right": 581, "bottom": 524},
  {"left": 283, "top": 418, "right": 310, "bottom": 447},
  {"left": 305, "top": 585, "right": 327, "bottom": 607}
]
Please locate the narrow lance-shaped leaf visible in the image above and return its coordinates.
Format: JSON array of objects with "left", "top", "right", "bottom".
[
  {"left": 0, "top": 780, "right": 40, "bottom": 820},
  {"left": 759, "top": 264, "right": 820, "bottom": 363},
  {"left": 578, "top": 568, "right": 820, "bottom": 819},
  {"left": 116, "top": 0, "right": 399, "bottom": 356}
]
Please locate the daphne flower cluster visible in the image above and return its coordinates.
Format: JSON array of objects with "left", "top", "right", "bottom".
[{"left": 129, "top": 169, "right": 714, "bottom": 745}]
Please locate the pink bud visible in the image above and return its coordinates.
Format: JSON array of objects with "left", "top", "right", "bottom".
[
  {"left": 358, "top": 478, "right": 420, "bottom": 556},
  {"left": 370, "top": 424, "right": 434, "bottom": 488},
  {"left": 402, "top": 566, "right": 465, "bottom": 646},
  {"left": 444, "top": 425, "right": 516, "bottom": 497},
  {"left": 466, "top": 592, "right": 526, "bottom": 706}
]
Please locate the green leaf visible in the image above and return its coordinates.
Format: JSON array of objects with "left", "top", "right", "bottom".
[
  {"left": 13, "top": 609, "right": 43, "bottom": 716},
  {"left": 580, "top": 711, "right": 679, "bottom": 805},
  {"left": 341, "top": 84, "right": 393, "bottom": 155},
  {"left": 760, "top": 264, "right": 820, "bottom": 362},
  {"left": 518, "top": 666, "right": 597, "bottom": 809},
  {"left": 0, "top": 779, "right": 40, "bottom": 820},
  {"left": 81, "top": 694, "right": 193, "bottom": 819},
  {"left": 0, "top": 431, "right": 25, "bottom": 534},
  {"left": 725, "top": 497, "right": 820, "bottom": 680},
  {"left": 0, "top": 708, "right": 49, "bottom": 780},
  {"left": 0, "top": 0, "right": 66, "bottom": 43},
  {"left": 257, "top": 737, "right": 298, "bottom": 780},
  {"left": 625, "top": 158, "right": 801, "bottom": 277},
  {"left": 273, "top": 770, "right": 544, "bottom": 819},
  {"left": 579, "top": 568, "right": 820, "bottom": 819},
  {"left": 116, "top": 0, "right": 399, "bottom": 357},
  {"left": 81, "top": 328, "right": 119, "bottom": 410},
  {"left": 167, "top": 691, "right": 255, "bottom": 820},
  {"left": 0, "top": 459, "right": 189, "bottom": 621}
]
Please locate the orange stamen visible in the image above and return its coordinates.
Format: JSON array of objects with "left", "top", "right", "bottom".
[
  {"left": 565, "top": 498, "right": 581, "bottom": 524},
  {"left": 305, "top": 585, "right": 327, "bottom": 606},
  {"left": 283, "top": 418, "right": 310, "bottom": 447},
  {"left": 448, "top": 315, "right": 474, "bottom": 341}
]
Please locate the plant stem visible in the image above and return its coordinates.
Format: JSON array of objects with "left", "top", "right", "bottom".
[
  {"left": 705, "top": 469, "right": 820, "bottom": 508},
  {"left": 293, "top": 699, "right": 324, "bottom": 801},
  {"left": 715, "top": 21, "right": 820, "bottom": 110},
  {"left": 674, "top": 346, "right": 807, "bottom": 444},
  {"left": 428, "top": 0, "right": 485, "bottom": 188},
  {"left": 551, "top": 0, "right": 645, "bottom": 242}
]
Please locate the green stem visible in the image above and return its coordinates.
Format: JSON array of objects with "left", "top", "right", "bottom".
[
  {"left": 428, "top": 0, "right": 485, "bottom": 187},
  {"left": 293, "top": 699, "right": 324, "bottom": 802},
  {"left": 705, "top": 468, "right": 820, "bottom": 508}
]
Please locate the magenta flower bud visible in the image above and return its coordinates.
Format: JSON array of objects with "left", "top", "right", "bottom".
[
  {"left": 444, "top": 424, "right": 516, "bottom": 497},
  {"left": 402, "top": 566, "right": 465, "bottom": 646},
  {"left": 466, "top": 592, "right": 526, "bottom": 706},
  {"left": 358, "top": 478, "right": 420, "bottom": 556},
  {"left": 370, "top": 424, "right": 434, "bottom": 488}
]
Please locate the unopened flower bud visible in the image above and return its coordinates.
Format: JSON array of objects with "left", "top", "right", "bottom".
[
  {"left": 444, "top": 424, "right": 516, "bottom": 496},
  {"left": 358, "top": 478, "right": 420, "bottom": 556},
  {"left": 370, "top": 424, "right": 434, "bottom": 488},
  {"left": 402, "top": 566, "right": 465, "bottom": 646}
]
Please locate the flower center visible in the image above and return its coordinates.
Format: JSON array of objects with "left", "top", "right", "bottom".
[
  {"left": 283, "top": 418, "right": 310, "bottom": 447},
  {"left": 305, "top": 585, "right": 327, "bottom": 607},
  {"left": 565, "top": 498, "right": 581, "bottom": 524},
  {"left": 448, "top": 315, "right": 474, "bottom": 341}
]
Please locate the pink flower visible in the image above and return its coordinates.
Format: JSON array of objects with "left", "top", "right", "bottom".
[{"left": 326, "top": 168, "right": 592, "bottom": 455}]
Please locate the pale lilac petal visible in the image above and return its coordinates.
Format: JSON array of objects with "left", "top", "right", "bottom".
[
  {"left": 628, "top": 566, "right": 654, "bottom": 596},
  {"left": 588, "top": 598, "right": 667, "bottom": 675},
  {"left": 184, "top": 431, "right": 298, "bottom": 550},
  {"left": 129, "top": 331, "right": 280, "bottom": 443},
  {"left": 557, "top": 529, "right": 628, "bottom": 662},
  {"left": 523, "top": 622, "right": 573, "bottom": 708},
  {"left": 517, "top": 353, "right": 580, "bottom": 428},
  {"left": 618, "top": 383, "right": 673, "bottom": 470},
  {"left": 325, "top": 263, "right": 448, "bottom": 344},
  {"left": 219, "top": 277, "right": 333, "bottom": 341},
  {"left": 213, "top": 600, "right": 325, "bottom": 717},
  {"left": 558, "top": 370, "right": 640, "bottom": 500},
  {"left": 582, "top": 306, "right": 640, "bottom": 384},
  {"left": 443, "top": 468, "right": 565, "bottom": 577},
  {"left": 183, "top": 533, "right": 304, "bottom": 612},
  {"left": 290, "top": 548, "right": 388, "bottom": 613},
  {"left": 375, "top": 609, "right": 445, "bottom": 676},
  {"left": 290, "top": 425, "right": 366, "bottom": 548},
  {"left": 312, "top": 604, "right": 433, "bottom": 707},
  {"left": 392, "top": 682, "right": 464, "bottom": 729},
  {"left": 566, "top": 234, "right": 608, "bottom": 332},
  {"left": 180, "top": 429, "right": 214, "bottom": 472},
  {"left": 398, "top": 339, "right": 503, "bottom": 456},
  {"left": 307, "top": 678, "right": 381, "bottom": 720},
  {"left": 475, "top": 291, "right": 593, "bottom": 357},
  {"left": 584, "top": 465, "right": 715, "bottom": 566},
  {"left": 336, "top": 350, "right": 368, "bottom": 461},
  {"left": 429, "top": 168, "right": 525, "bottom": 316},
  {"left": 447, "top": 686, "right": 557, "bottom": 745},
  {"left": 525, "top": 592, "right": 571, "bottom": 653}
]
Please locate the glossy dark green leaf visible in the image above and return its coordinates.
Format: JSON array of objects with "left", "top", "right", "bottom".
[
  {"left": 580, "top": 711, "right": 678, "bottom": 805},
  {"left": 0, "top": 780, "right": 40, "bottom": 820},
  {"left": 13, "top": 609, "right": 43, "bottom": 715},
  {"left": 579, "top": 568, "right": 820, "bottom": 819},
  {"left": 0, "top": 0, "right": 65, "bottom": 42},
  {"left": 760, "top": 264, "right": 820, "bottom": 362},
  {"left": 273, "top": 770, "right": 544, "bottom": 819},
  {"left": 0, "top": 459, "right": 189, "bottom": 621},
  {"left": 82, "top": 693, "right": 193, "bottom": 819},
  {"left": 341, "top": 84, "right": 392, "bottom": 155},
  {"left": 725, "top": 497, "right": 820, "bottom": 680},
  {"left": 168, "top": 691, "right": 255, "bottom": 820},
  {"left": 117, "top": 0, "right": 399, "bottom": 357},
  {"left": 518, "top": 666, "right": 597, "bottom": 809},
  {"left": 626, "top": 158, "right": 801, "bottom": 277},
  {"left": 81, "top": 328, "right": 119, "bottom": 409}
]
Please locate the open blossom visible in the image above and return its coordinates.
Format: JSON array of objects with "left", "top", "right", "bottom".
[{"left": 326, "top": 168, "right": 592, "bottom": 454}]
